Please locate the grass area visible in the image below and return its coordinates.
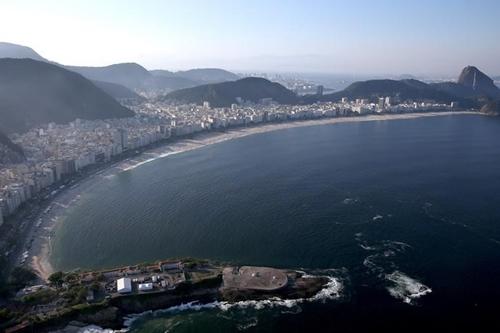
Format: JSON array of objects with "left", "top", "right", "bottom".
[
  {"left": 189, "top": 269, "right": 221, "bottom": 283},
  {"left": 21, "top": 288, "right": 58, "bottom": 305}
]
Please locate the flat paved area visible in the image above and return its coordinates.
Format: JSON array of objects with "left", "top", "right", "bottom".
[{"left": 222, "top": 266, "right": 288, "bottom": 291}]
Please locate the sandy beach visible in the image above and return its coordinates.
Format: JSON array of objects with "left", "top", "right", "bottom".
[{"left": 25, "top": 110, "right": 478, "bottom": 279}]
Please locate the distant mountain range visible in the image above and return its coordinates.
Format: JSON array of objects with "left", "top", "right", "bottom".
[
  {"left": 167, "top": 68, "right": 240, "bottom": 84},
  {"left": 163, "top": 77, "right": 298, "bottom": 107},
  {"left": 67, "top": 64, "right": 240, "bottom": 93},
  {"left": 0, "top": 58, "right": 134, "bottom": 134},
  {"left": 311, "top": 66, "right": 500, "bottom": 109},
  {"left": 0, "top": 42, "right": 48, "bottom": 62},
  {"left": 1, "top": 41, "right": 499, "bottom": 137},
  {"left": 150, "top": 68, "right": 239, "bottom": 83},
  {"left": 313, "top": 79, "right": 457, "bottom": 103},
  {"left": 0, "top": 42, "right": 240, "bottom": 96},
  {"left": 65, "top": 63, "right": 152, "bottom": 91},
  {"left": 163, "top": 66, "right": 500, "bottom": 109}
]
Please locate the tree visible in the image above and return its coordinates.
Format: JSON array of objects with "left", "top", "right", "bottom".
[{"left": 48, "top": 271, "right": 65, "bottom": 286}]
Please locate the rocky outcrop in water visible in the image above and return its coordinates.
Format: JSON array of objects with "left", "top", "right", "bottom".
[{"left": 480, "top": 101, "right": 500, "bottom": 115}]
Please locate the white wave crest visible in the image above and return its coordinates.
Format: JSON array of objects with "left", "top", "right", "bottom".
[
  {"left": 121, "top": 150, "right": 181, "bottom": 171},
  {"left": 359, "top": 244, "right": 377, "bottom": 251},
  {"left": 119, "top": 131, "right": 254, "bottom": 172},
  {"left": 307, "top": 276, "right": 342, "bottom": 301},
  {"left": 236, "top": 316, "right": 259, "bottom": 331},
  {"left": 62, "top": 324, "right": 127, "bottom": 333},
  {"left": 123, "top": 274, "right": 342, "bottom": 329},
  {"left": 342, "top": 198, "right": 358, "bottom": 205},
  {"left": 385, "top": 271, "right": 432, "bottom": 305}
]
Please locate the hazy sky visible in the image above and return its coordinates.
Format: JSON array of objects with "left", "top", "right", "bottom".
[{"left": 1, "top": 0, "right": 499, "bottom": 75}]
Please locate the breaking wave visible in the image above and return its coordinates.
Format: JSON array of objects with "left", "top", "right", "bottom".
[
  {"left": 122, "top": 273, "right": 343, "bottom": 330},
  {"left": 119, "top": 129, "right": 266, "bottom": 172},
  {"left": 355, "top": 233, "right": 431, "bottom": 305},
  {"left": 236, "top": 316, "right": 259, "bottom": 331},
  {"left": 386, "top": 271, "right": 432, "bottom": 305},
  {"left": 120, "top": 150, "right": 182, "bottom": 171},
  {"left": 342, "top": 197, "right": 359, "bottom": 205},
  {"left": 59, "top": 325, "right": 127, "bottom": 333}
]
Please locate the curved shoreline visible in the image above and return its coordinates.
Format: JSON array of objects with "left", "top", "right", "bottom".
[{"left": 27, "top": 111, "right": 478, "bottom": 279}]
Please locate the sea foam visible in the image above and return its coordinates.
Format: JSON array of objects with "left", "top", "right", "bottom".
[
  {"left": 121, "top": 273, "right": 343, "bottom": 330},
  {"left": 355, "top": 234, "right": 431, "bottom": 305},
  {"left": 385, "top": 271, "right": 432, "bottom": 305}
]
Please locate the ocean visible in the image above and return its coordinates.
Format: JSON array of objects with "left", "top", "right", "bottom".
[{"left": 50, "top": 114, "right": 500, "bottom": 331}]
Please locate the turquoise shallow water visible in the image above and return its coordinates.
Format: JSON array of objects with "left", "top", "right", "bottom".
[{"left": 51, "top": 114, "right": 500, "bottom": 331}]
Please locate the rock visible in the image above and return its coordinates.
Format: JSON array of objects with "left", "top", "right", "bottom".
[
  {"left": 458, "top": 66, "right": 500, "bottom": 99},
  {"left": 480, "top": 101, "right": 500, "bottom": 115}
]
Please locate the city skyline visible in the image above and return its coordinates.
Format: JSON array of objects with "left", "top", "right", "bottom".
[{"left": 1, "top": 0, "right": 500, "bottom": 75}]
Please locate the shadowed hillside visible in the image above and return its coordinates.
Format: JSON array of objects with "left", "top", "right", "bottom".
[
  {"left": 317, "top": 79, "right": 457, "bottom": 103},
  {"left": 0, "top": 58, "right": 134, "bottom": 134},
  {"left": 163, "top": 77, "right": 298, "bottom": 107},
  {"left": 0, "top": 131, "right": 24, "bottom": 164},
  {"left": 66, "top": 63, "right": 151, "bottom": 90},
  {"left": 92, "top": 80, "right": 144, "bottom": 101}
]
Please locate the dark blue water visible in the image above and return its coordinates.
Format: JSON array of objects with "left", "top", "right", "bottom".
[{"left": 51, "top": 114, "right": 500, "bottom": 331}]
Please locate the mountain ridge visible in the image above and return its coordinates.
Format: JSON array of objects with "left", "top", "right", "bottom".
[
  {"left": 456, "top": 66, "right": 500, "bottom": 99},
  {"left": 173, "top": 68, "right": 240, "bottom": 83},
  {"left": 91, "top": 80, "right": 145, "bottom": 101},
  {"left": 0, "top": 42, "right": 48, "bottom": 62},
  {"left": 1, "top": 42, "right": 498, "bottom": 114},
  {"left": 65, "top": 63, "right": 151, "bottom": 90},
  {"left": 0, "top": 42, "right": 240, "bottom": 94},
  {"left": 307, "top": 66, "right": 500, "bottom": 108},
  {"left": 163, "top": 66, "right": 499, "bottom": 110},
  {"left": 316, "top": 79, "right": 457, "bottom": 103},
  {"left": 163, "top": 77, "right": 298, "bottom": 107},
  {"left": 0, "top": 58, "right": 134, "bottom": 134}
]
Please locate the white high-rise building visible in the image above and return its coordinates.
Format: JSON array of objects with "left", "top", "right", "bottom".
[{"left": 385, "top": 96, "right": 392, "bottom": 106}]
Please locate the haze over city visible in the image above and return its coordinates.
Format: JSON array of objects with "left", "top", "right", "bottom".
[{"left": 2, "top": 0, "right": 500, "bottom": 75}]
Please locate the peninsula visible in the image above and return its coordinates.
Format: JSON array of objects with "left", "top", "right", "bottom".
[{"left": 0, "top": 258, "right": 336, "bottom": 332}]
